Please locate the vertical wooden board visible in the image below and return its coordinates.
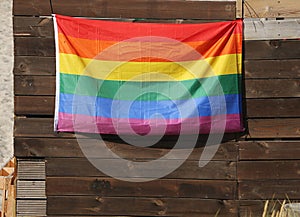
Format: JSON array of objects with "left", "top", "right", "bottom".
[
  {"left": 13, "top": 0, "right": 52, "bottom": 16},
  {"left": 248, "top": 119, "right": 300, "bottom": 138},
  {"left": 47, "top": 177, "right": 237, "bottom": 199},
  {"left": 51, "top": 0, "right": 236, "bottom": 20},
  {"left": 239, "top": 180, "right": 300, "bottom": 200},
  {"left": 239, "top": 141, "right": 300, "bottom": 160},
  {"left": 243, "top": 0, "right": 300, "bottom": 18},
  {"left": 47, "top": 196, "right": 238, "bottom": 217}
]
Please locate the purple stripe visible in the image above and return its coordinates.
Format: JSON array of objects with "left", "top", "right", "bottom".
[{"left": 57, "top": 112, "right": 243, "bottom": 135}]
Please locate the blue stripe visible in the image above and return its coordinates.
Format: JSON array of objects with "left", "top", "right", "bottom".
[{"left": 59, "top": 93, "right": 241, "bottom": 119}]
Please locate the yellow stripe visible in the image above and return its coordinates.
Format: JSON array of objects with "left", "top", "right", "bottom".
[{"left": 60, "top": 53, "right": 242, "bottom": 81}]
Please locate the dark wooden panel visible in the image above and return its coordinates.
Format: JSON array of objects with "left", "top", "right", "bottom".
[
  {"left": 46, "top": 158, "right": 236, "bottom": 180},
  {"left": 51, "top": 0, "right": 236, "bottom": 20},
  {"left": 14, "top": 138, "right": 238, "bottom": 161},
  {"left": 245, "top": 59, "right": 300, "bottom": 79},
  {"left": 248, "top": 118, "right": 300, "bottom": 138},
  {"left": 244, "top": 40, "right": 300, "bottom": 60},
  {"left": 47, "top": 196, "right": 238, "bottom": 216},
  {"left": 14, "top": 56, "right": 55, "bottom": 75},
  {"left": 14, "top": 96, "right": 300, "bottom": 118},
  {"left": 239, "top": 180, "right": 300, "bottom": 200},
  {"left": 237, "top": 160, "right": 300, "bottom": 180},
  {"left": 239, "top": 141, "right": 300, "bottom": 160},
  {"left": 47, "top": 177, "right": 236, "bottom": 199},
  {"left": 14, "top": 76, "right": 55, "bottom": 96},
  {"left": 247, "top": 98, "right": 300, "bottom": 118},
  {"left": 14, "top": 17, "right": 53, "bottom": 37},
  {"left": 15, "top": 96, "right": 55, "bottom": 115},
  {"left": 239, "top": 200, "right": 267, "bottom": 217},
  {"left": 14, "top": 117, "right": 74, "bottom": 138},
  {"left": 14, "top": 37, "right": 54, "bottom": 56},
  {"left": 246, "top": 79, "right": 300, "bottom": 98},
  {"left": 13, "top": 0, "right": 52, "bottom": 16}
]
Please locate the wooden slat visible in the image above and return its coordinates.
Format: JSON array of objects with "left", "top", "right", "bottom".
[
  {"left": 246, "top": 99, "right": 300, "bottom": 118},
  {"left": 239, "top": 200, "right": 268, "bottom": 217},
  {"left": 244, "top": 40, "right": 300, "bottom": 60},
  {"left": 17, "top": 180, "right": 46, "bottom": 199},
  {"left": 15, "top": 96, "right": 55, "bottom": 115},
  {"left": 239, "top": 180, "right": 300, "bottom": 200},
  {"left": 239, "top": 141, "right": 300, "bottom": 160},
  {"left": 245, "top": 59, "right": 300, "bottom": 79},
  {"left": 237, "top": 160, "right": 300, "bottom": 180},
  {"left": 14, "top": 138, "right": 238, "bottom": 161},
  {"left": 14, "top": 56, "right": 55, "bottom": 75},
  {"left": 48, "top": 196, "right": 238, "bottom": 217},
  {"left": 51, "top": 0, "right": 236, "bottom": 20},
  {"left": 16, "top": 199, "right": 46, "bottom": 216},
  {"left": 243, "top": 0, "right": 300, "bottom": 18},
  {"left": 17, "top": 160, "right": 46, "bottom": 180},
  {"left": 14, "top": 37, "right": 54, "bottom": 56},
  {"left": 46, "top": 158, "right": 236, "bottom": 180},
  {"left": 13, "top": 17, "right": 53, "bottom": 37},
  {"left": 14, "top": 76, "right": 55, "bottom": 96},
  {"left": 47, "top": 177, "right": 236, "bottom": 199},
  {"left": 244, "top": 18, "right": 300, "bottom": 40},
  {"left": 13, "top": 0, "right": 52, "bottom": 16},
  {"left": 248, "top": 118, "right": 300, "bottom": 139},
  {"left": 246, "top": 79, "right": 300, "bottom": 98}
]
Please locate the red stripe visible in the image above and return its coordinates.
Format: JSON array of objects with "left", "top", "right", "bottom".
[{"left": 55, "top": 14, "right": 242, "bottom": 42}]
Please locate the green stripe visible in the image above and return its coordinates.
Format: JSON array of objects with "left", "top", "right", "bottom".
[{"left": 60, "top": 73, "right": 241, "bottom": 101}]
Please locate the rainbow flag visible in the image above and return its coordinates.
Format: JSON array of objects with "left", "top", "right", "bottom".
[{"left": 54, "top": 14, "right": 243, "bottom": 135}]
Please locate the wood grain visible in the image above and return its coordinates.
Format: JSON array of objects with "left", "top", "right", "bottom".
[
  {"left": 13, "top": 17, "right": 53, "bottom": 37},
  {"left": 47, "top": 177, "right": 236, "bottom": 199},
  {"left": 14, "top": 76, "right": 55, "bottom": 96},
  {"left": 13, "top": 0, "right": 52, "bottom": 16},
  {"left": 14, "top": 56, "right": 55, "bottom": 76},
  {"left": 239, "top": 180, "right": 300, "bottom": 200},
  {"left": 239, "top": 141, "right": 300, "bottom": 160},
  {"left": 46, "top": 157, "right": 236, "bottom": 180},
  {"left": 47, "top": 196, "right": 238, "bottom": 216}
]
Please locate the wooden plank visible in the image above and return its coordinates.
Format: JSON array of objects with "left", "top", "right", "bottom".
[
  {"left": 237, "top": 160, "right": 300, "bottom": 180},
  {"left": 243, "top": 0, "right": 300, "bottom": 18},
  {"left": 247, "top": 99, "right": 300, "bottom": 118},
  {"left": 46, "top": 158, "right": 236, "bottom": 180},
  {"left": 47, "top": 196, "right": 238, "bottom": 216},
  {"left": 13, "top": 17, "right": 53, "bottom": 37},
  {"left": 245, "top": 79, "right": 300, "bottom": 98},
  {"left": 244, "top": 18, "right": 300, "bottom": 40},
  {"left": 13, "top": 0, "right": 52, "bottom": 16},
  {"left": 16, "top": 181, "right": 46, "bottom": 199},
  {"left": 239, "top": 180, "right": 300, "bottom": 200},
  {"left": 239, "top": 141, "right": 300, "bottom": 160},
  {"left": 245, "top": 59, "right": 300, "bottom": 79},
  {"left": 14, "top": 138, "right": 238, "bottom": 161},
  {"left": 47, "top": 177, "right": 236, "bottom": 199},
  {"left": 14, "top": 76, "right": 55, "bottom": 96},
  {"left": 14, "top": 56, "right": 55, "bottom": 76},
  {"left": 16, "top": 199, "right": 46, "bottom": 216},
  {"left": 248, "top": 118, "right": 300, "bottom": 139},
  {"left": 17, "top": 160, "right": 46, "bottom": 180},
  {"left": 51, "top": 0, "right": 236, "bottom": 20},
  {"left": 15, "top": 96, "right": 55, "bottom": 115},
  {"left": 16, "top": 96, "right": 300, "bottom": 118},
  {"left": 244, "top": 40, "right": 300, "bottom": 60},
  {"left": 239, "top": 200, "right": 267, "bottom": 217},
  {"left": 14, "top": 37, "right": 54, "bottom": 56}
]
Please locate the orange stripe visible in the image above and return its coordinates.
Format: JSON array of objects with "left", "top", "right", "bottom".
[{"left": 58, "top": 33, "right": 242, "bottom": 61}]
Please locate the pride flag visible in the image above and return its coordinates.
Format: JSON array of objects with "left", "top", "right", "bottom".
[{"left": 54, "top": 14, "right": 243, "bottom": 135}]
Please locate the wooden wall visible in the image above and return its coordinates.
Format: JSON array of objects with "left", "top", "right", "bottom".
[{"left": 13, "top": 0, "right": 300, "bottom": 216}]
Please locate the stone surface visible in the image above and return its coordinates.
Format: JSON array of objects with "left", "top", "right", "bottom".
[{"left": 0, "top": 0, "right": 13, "bottom": 168}]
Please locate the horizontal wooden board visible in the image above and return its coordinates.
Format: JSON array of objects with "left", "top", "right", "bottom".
[
  {"left": 14, "top": 76, "right": 300, "bottom": 98},
  {"left": 15, "top": 96, "right": 55, "bottom": 115},
  {"left": 47, "top": 196, "right": 238, "bottom": 216},
  {"left": 13, "top": 17, "right": 54, "bottom": 37},
  {"left": 244, "top": 18, "right": 300, "bottom": 40},
  {"left": 239, "top": 180, "right": 300, "bottom": 200},
  {"left": 46, "top": 158, "right": 236, "bottom": 180},
  {"left": 14, "top": 37, "right": 54, "bottom": 57},
  {"left": 47, "top": 177, "right": 236, "bottom": 199},
  {"left": 239, "top": 200, "right": 272, "bottom": 217},
  {"left": 17, "top": 180, "right": 46, "bottom": 199},
  {"left": 239, "top": 141, "right": 300, "bottom": 160},
  {"left": 14, "top": 138, "right": 238, "bottom": 161},
  {"left": 237, "top": 160, "right": 300, "bottom": 180},
  {"left": 244, "top": 59, "right": 300, "bottom": 79},
  {"left": 14, "top": 56, "right": 55, "bottom": 75},
  {"left": 242, "top": 0, "right": 300, "bottom": 18},
  {"left": 17, "top": 199, "right": 46, "bottom": 216},
  {"left": 247, "top": 118, "right": 300, "bottom": 139},
  {"left": 13, "top": 0, "right": 52, "bottom": 16},
  {"left": 17, "top": 159, "right": 46, "bottom": 180}
]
